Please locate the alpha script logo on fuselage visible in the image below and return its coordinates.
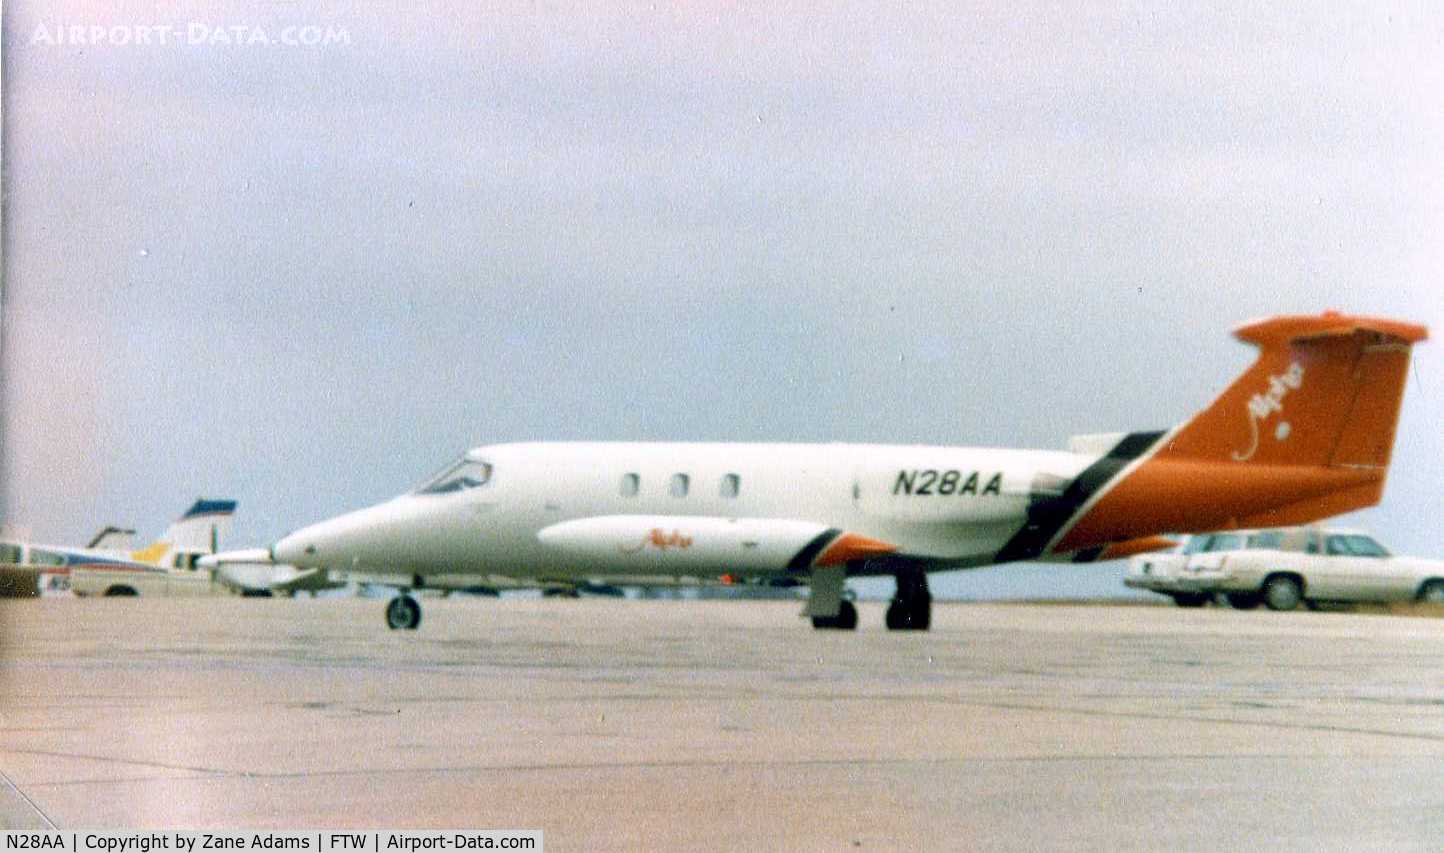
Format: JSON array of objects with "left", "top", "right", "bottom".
[
  {"left": 620, "top": 528, "right": 694, "bottom": 554},
  {"left": 1232, "top": 360, "right": 1304, "bottom": 461}
]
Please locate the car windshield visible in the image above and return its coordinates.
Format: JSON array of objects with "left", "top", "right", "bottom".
[
  {"left": 415, "top": 458, "right": 493, "bottom": 495},
  {"left": 1327, "top": 535, "right": 1390, "bottom": 558}
]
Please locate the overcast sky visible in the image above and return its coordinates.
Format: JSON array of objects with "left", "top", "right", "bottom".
[{"left": 3, "top": 2, "right": 1441, "bottom": 598}]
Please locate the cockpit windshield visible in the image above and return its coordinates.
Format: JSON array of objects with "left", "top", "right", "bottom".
[{"left": 415, "top": 458, "right": 493, "bottom": 495}]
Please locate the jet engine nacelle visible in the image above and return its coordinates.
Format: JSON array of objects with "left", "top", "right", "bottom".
[{"left": 537, "top": 515, "right": 837, "bottom": 575}]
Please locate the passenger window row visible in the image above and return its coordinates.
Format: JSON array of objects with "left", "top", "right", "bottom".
[{"left": 620, "top": 472, "right": 740, "bottom": 499}]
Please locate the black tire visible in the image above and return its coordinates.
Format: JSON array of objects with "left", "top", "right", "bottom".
[
  {"left": 103, "top": 585, "right": 139, "bottom": 597},
  {"left": 885, "top": 599, "right": 931, "bottom": 630},
  {"left": 385, "top": 595, "right": 422, "bottom": 631},
  {"left": 1262, "top": 575, "right": 1303, "bottom": 612},
  {"left": 1417, "top": 580, "right": 1444, "bottom": 604},
  {"left": 1171, "top": 593, "right": 1209, "bottom": 608},
  {"left": 1226, "top": 592, "right": 1261, "bottom": 610},
  {"left": 812, "top": 600, "right": 858, "bottom": 631}
]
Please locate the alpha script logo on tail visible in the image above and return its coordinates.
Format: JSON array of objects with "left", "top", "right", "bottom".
[{"left": 1232, "top": 361, "right": 1304, "bottom": 461}]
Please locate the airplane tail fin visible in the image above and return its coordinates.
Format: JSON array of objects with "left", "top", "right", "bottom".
[
  {"left": 1055, "top": 312, "right": 1426, "bottom": 550},
  {"left": 131, "top": 499, "right": 237, "bottom": 565},
  {"left": 86, "top": 526, "right": 138, "bottom": 551},
  {"left": 1156, "top": 312, "right": 1426, "bottom": 470}
]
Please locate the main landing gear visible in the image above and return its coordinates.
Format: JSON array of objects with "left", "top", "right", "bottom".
[
  {"left": 805, "top": 564, "right": 933, "bottom": 631},
  {"left": 885, "top": 571, "right": 931, "bottom": 631},
  {"left": 386, "top": 594, "right": 422, "bottom": 630}
]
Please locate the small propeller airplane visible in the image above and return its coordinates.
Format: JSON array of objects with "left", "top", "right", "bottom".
[
  {"left": 0, "top": 499, "right": 236, "bottom": 597},
  {"left": 270, "top": 311, "right": 1427, "bottom": 631}
]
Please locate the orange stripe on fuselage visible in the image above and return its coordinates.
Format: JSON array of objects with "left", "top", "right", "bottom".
[
  {"left": 815, "top": 532, "right": 898, "bottom": 567},
  {"left": 1056, "top": 459, "right": 1380, "bottom": 551}
]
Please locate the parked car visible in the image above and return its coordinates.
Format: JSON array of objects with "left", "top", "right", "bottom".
[{"left": 1125, "top": 527, "right": 1444, "bottom": 611}]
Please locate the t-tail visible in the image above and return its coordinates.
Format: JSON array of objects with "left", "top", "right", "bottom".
[
  {"left": 1049, "top": 311, "right": 1427, "bottom": 555},
  {"left": 130, "top": 499, "right": 237, "bottom": 565}
]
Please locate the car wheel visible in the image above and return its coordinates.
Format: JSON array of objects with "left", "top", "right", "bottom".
[
  {"left": 1171, "top": 593, "right": 1208, "bottom": 608},
  {"left": 1418, "top": 580, "right": 1444, "bottom": 603},
  {"left": 1226, "top": 592, "right": 1260, "bottom": 610},
  {"left": 1262, "top": 575, "right": 1303, "bottom": 612}
]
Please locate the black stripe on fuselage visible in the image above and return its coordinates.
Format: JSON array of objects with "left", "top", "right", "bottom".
[
  {"left": 994, "top": 430, "right": 1165, "bottom": 564},
  {"left": 787, "top": 528, "right": 843, "bottom": 572}
]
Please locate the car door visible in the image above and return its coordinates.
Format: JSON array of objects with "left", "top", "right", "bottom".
[
  {"left": 1320, "top": 535, "right": 1387, "bottom": 601},
  {"left": 1339, "top": 534, "right": 1400, "bottom": 601}
]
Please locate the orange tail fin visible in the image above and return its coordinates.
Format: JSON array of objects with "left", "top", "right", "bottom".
[
  {"left": 1057, "top": 312, "right": 1427, "bottom": 550},
  {"left": 1157, "top": 312, "right": 1425, "bottom": 469}
]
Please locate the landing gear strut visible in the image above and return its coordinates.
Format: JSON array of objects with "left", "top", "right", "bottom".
[
  {"left": 806, "top": 564, "right": 858, "bottom": 630},
  {"left": 386, "top": 594, "right": 422, "bottom": 630},
  {"left": 885, "top": 571, "right": 931, "bottom": 631}
]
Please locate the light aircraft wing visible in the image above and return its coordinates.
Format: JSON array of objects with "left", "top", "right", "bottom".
[{"left": 200, "top": 547, "right": 342, "bottom": 595}]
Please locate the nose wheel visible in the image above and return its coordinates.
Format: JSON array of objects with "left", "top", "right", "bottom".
[{"left": 386, "top": 594, "right": 422, "bottom": 630}]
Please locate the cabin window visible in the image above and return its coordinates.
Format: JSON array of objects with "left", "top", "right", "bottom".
[
  {"left": 620, "top": 473, "right": 640, "bottom": 497},
  {"left": 670, "top": 473, "right": 690, "bottom": 498},
  {"left": 720, "top": 473, "right": 740, "bottom": 499},
  {"left": 0, "top": 543, "right": 21, "bottom": 564},
  {"left": 29, "top": 549, "right": 67, "bottom": 567}
]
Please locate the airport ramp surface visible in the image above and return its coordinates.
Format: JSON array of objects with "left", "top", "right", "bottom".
[{"left": 2, "top": 598, "right": 1443, "bottom": 850}]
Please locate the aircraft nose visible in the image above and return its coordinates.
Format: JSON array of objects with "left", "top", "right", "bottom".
[
  {"left": 271, "top": 531, "right": 311, "bottom": 567},
  {"left": 272, "top": 499, "right": 431, "bottom": 570}
]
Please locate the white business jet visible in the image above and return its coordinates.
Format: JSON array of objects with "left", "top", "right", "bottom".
[{"left": 272, "top": 312, "right": 1427, "bottom": 631}]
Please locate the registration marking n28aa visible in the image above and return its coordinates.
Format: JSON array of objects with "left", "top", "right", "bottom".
[{"left": 892, "top": 470, "right": 1002, "bottom": 496}]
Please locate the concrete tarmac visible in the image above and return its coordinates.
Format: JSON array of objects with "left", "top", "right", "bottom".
[{"left": 2, "top": 597, "right": 1443, "bottom": 850}]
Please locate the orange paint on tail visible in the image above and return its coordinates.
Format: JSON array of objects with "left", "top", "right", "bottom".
[
  {"left": 1059, "top": 312, "right": 1427, "bottom": 551},
  {"left": 1096, "top": 535, "right": 1178, "bottom": 561}
]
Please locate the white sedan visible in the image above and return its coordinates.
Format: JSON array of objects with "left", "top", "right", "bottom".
[{"left": 1125, "top": 527, "right": 1444, "bottom": 611}]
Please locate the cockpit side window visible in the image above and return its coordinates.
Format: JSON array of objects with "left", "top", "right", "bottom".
[{"left": 416, "top": 459, "right": 493, "bottom": 495}]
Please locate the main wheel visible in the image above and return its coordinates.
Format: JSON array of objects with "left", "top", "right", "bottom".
[
  {"left": 885, "top": 599, "right": 931, "bottom": 630},
  {"left": 385, "top": 594, "right": 422, "bottom": 630},
  {"left": 1417, "top": 580, "right": 1444, "bottom": 603},
  {"left": 1262, "top": 575, "right": 1303, "bottom": 612},
  {"left": 811, "top": 600, "right": 858, "bottom": 630},
  {"left": 1226, "top": 592, "right": 1260, "bottom": 610}
]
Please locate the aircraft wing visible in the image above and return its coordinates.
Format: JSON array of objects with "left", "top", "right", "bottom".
[{"left": 199, "top": 548, "right": 343, "bottom": 595}]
